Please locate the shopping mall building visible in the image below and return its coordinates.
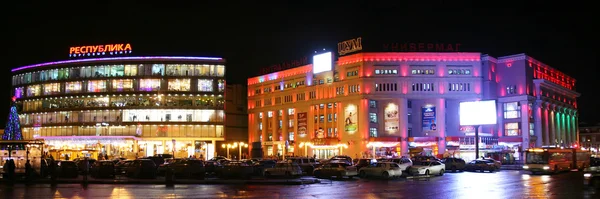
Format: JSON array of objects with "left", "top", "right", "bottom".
[
  {"left": 11, "top": 56, "right": 228, "bottom": 160},
  {"left": 247, "top": 51, "right": 580, "bottom": 162}
]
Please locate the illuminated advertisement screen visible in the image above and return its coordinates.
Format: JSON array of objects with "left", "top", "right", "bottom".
[
  {"left": 459, "top": 100, "right": 497, "bottom": 125},
  {"left": 422, "top": 106, "right": 437, "bottom": 132},
  {"left": 384, "top": 103, "right": 399, "bottom": 133},
  {"left": 313, "top": 52, "right": 332, "bottom": 74}
]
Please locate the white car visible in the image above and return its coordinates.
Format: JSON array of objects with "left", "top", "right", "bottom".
[
  {"left": 359, "top": 162, "right": 403, "bottom": 179},
  {"left": 381, "top": 158, "right": 413, "bottom": 171},
  {"left": 264, "top": 162, "right": 303, "bottom": 178},
  {"left": 409, "top": 161, "right": 446, "bottom": 176}
]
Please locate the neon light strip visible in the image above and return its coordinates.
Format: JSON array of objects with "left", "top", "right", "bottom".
[
  {"left": 12, "top": 56, "right": 223, "bottom": 72},
  {"left": 35, "top": 135, "right": 141, "bottom": 140}
]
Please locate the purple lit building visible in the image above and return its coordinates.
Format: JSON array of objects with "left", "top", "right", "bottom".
[{"left": 12, "top": 56, "right": 227, "bottom": 160}]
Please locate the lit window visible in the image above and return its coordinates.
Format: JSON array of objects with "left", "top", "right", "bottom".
[
  {"left": 198, "top": 79, "right": 213, "bottom": 92},
  {"left": 504, "top": 122, "right": 520, "bottom": 136},
  {"left": 139, "top": 79, "right": 161, "bottom": 91},
  {"left": 369, "top": 113, "right": 377, "bottom": 123},
  {"left": 504, "top": 102, "right": 521, "bottom": 119}
]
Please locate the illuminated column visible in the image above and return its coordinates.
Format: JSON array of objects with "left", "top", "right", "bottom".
[
  {"left": 282, "top": 109, "right": 289, "bottom": 155},
  {"left": 561, "top": 109, "right": 567, "bottom": 146},
  {"left": 534, "top": 100, "right": 543, "bottom": 147},
  {"left": 574, "top": 112, "right": 579, "bottom": 145},
  {"left": 261, "top": 112, "right": 267, "bottom": 155},
  {"left": 556, "top": 106, "right": 562, "bottom": 146},
  {"left": 549, "top": 105, "right": 556, "bottom": 145},
  {"left": 436, "top": 98, "right": 446, "bottom": 154},
  {"left": 272, "top": 110, "right": 279, "bottom": 156},
  {"left": 520, "top": 100, "right": 530, "bottom": 150},
  {"left": 542, "top": 102, "right": 550, "bottom": 145},
  {"left": 497, "top": 102, "right": 504, "bottom": 137},
  {"left": 399, "top": 98, "right": 409, "bottom": 156},
  {"left": 564, "top": 110, "right": 571, "bottom": 146}
]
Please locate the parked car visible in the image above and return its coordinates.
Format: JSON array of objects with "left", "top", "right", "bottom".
[
  {"left": 330, "top": 155, "right": 353, "bottom": 165},
  {"left": 126, "top": 159, "right": 157, "bottom": 179},
  {"left": 464, "top": 160, "right": 497, "bottom": 172},
  {"left": 216, "top": 161, "right": 254, "bottom": 179},
  {"left": 380, "top": 157, "right": 413, "bottom": 173},
  {"left": 287, "top": 157, "right": 318, "bottom": 175},
  {"left": 253, "top": 160, "right": 277, "bottom": 176},
  {"left": 313, "top": 161, "right": 358, "bottom": 179},
  {"left": 204, "top": 161, "right": 222, "bottom": 175},
  {"left": 56, "top": 161, "right": 79, "bottom": 178},
  {"left": 90, "top": 160, "right": 115, "bottom": 178},
  {"left": 481, "top": 158, "right": 501, "bottom": 170},
  {"left": 114, "top": 160, "right": 133, "bottom": 175},
  {"left": 163, "top": 159, "right": 205, "bottom": 179},
  {"left": 157, "top": 158, "right": 184, "bottom": 175},
  {"left": 359, "top": 162, "right": 403, "bottom": 179},
  {"left": 354, "top": 158, "right": 377, "bottom": 170},
  {"left": 583, "top": 159, "right": 600, "bottom": 188},
  {"left": 74, "top": 158, "right": 96, "bottom": 174},
  {"left": 264, "top": 162, "right": 303, "bottom": 178},
  {"left": 441, "top": 157, "right": 466, "bottom": 172},
  {"left": 409, "top": 161, "right": 445, "bottom": 176},
  {"left": 411, "top": 156, "right": 440, "bottom": 162}
]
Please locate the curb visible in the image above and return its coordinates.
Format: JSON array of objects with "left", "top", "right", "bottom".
[{"left": 0, "top": 179, "right": 320, "bottom": 185}]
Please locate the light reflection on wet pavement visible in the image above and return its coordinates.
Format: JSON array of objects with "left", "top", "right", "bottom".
[{"left": 1, "top": 171, "right": 598, "bottom": 198}]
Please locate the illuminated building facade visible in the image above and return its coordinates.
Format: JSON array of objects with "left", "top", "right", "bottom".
[
  {"left": 12, "top": 56, "right": 226, "bottom": 160},
  {"left": 247, "top": 52, "right": 579, "bottom": 161}
]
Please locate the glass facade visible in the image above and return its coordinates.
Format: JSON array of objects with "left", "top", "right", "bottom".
[{"left": 12, "top": 58, "right": 226, "bottom": 160}]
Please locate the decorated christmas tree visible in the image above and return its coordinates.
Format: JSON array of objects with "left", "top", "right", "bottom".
[{"left": 2, "top": 97, "right": 24, "bottom": 149}]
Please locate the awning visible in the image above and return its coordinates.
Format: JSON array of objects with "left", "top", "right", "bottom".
[
  {"left": 369, "top": 137, "right": 403, "bottom": 142},
  {"left": 36, "top": 136, "right": 141, "bottom": 141},
  {"left": 409, "top": 137, "right": 439, "bottom": 142},
  {"left": 498, "top": 137, "right": 522, "bottom": 143}
]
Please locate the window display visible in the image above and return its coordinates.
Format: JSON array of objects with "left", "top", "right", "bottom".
[
  {"left": 168, "top": 79, "right": 191, "bottom": 91},
  {"left": 504, "top": 122, "right": 520, "bottom": 136},
  {"left": 87, "top": 80, "right": 107, "bottom": 92},
  {"left": 124, "top": 65, "right": 138, "bottom": 76},
  {"left": 43, "top": 83, "right": 61, "bottom": 95},
  {"left": 152, "top": 64, "right": 164, "bottom": 76},
  {"left": 215, "top": 65, "right": 225, "bottom": 77},
  {"left": 14, "top": 87, "right": 24, "bottom": 98},
  {"left": 218, "top": 79, "right": 225, "bottom": 92},
  {"left": 112, "top": 79, "right": 134, "bottom": 91},
  {"left": 503, "top": 102, "right": 521, "bottom": 119},
  {"left": 121, "top": 109, "right": 224, "bottom": 122},
  {"left": 198, "top": 79, "right": 213, "bottom": 92},
  {"left": 139, "top": 79, "right": 161, "bottom": 91},
  {"left": 65, "top": 81, "right": 82, "bottom": 93},
  {"left": 27, "top": 85, "right": 41, "bottom": 97}
]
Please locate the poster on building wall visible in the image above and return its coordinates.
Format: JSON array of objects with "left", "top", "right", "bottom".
[
  {"left": 422, "top": 106, "right": 437, "bottom": 132},
  {"left": 344, "top": 104, "right": 358, "bottom": 133},
  {"left": 297, "top": 112, "right": 308, "bottom": 137},
  {"left": 384, "top": 103, "right": 400, "bottom": 133}
]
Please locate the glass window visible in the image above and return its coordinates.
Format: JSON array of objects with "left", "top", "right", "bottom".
[
  {"left": 288, "top": 108, "right": 295, "bottom": 115},
  {"left": 215, "top": 65, "right": 225, "bottom": 77},
  {"left": 152, "top": 64, "right": 164, "bottom": 76},
  {"left": 198, "top": 79, "right": 213, "bottom": 92},
  {"left": 369, "top": 100, "right": 377, "bottom": 108},
  {"left": 195, "top": 65, "right": 211, "bottom": 76},
  {"left": 112, "top": 79, "right": 134, "bottom": 92},
  {"left": 14, "top": 87, "right": 24, "bottom": 99},
  {"left": 139, "top": 79, "right": 161, "bottom": 91},
  {"left": 504, "top": 122, "right": 520, "bottom": 136},
  {"left": 504, "top": 102, "right": 521, "bottom": 119},
  {"left": 110, "top": 65, "right": 125, "bottom": 77},
  {"left": 369, "top": 128, "right": 377, "bottom": 137},
  {"left": 124, "top": 65, "right": 137, "bottom": 76},
  {"left": 369, "top": 113, "right": 377, "bottom": 123},
  {"left": 65, "top": 81, "right": 82, "bottom": 93},
  {"left": 218, "top": 79, "right": 225, "bottom": 92},
  {"left": 87, "top": 80, "right": 107, "bottom": 92},
  {"left": 27, "top": 85, "right": 41, "bottom": 97},
  {"left": 43, "top": 83, "right": 61, "bottom": 95},
  {"left": 168, "top": 79, "right": 191, "bottom": 91},
  {"left": 289, "top": 132, "right": 294, "bottom": 141}
]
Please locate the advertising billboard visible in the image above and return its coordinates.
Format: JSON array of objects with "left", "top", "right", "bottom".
[
  {"left": 422, "top": 106, "right": 437, "bottom": 132},
  {"left": 344, "top": 104, "right": 358, "bottom": 133},
  {"left": 297, "top": 112, "right": 308, "bottom": 137},
  {"left": 313, "top": 52, "right": 332, "bottom": 74},
  {"left": 384, "top": 103, "right": 399, "bottom": 133},
  {"left": 459, "top": 100, "right": 497, "bottom": 126}
]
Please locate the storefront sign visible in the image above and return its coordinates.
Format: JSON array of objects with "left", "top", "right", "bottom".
[
  {"left": 260, "top": 56, "right": 308, "bottom": 75},
  {"left": 69, "top": 43, "right": 132, "bottom": 57},
  {"left": 344, "top": 104, "right": 358, "bottom": 133},
  {"left": 382, "top": 43, "right": 461, "bottom": 52},
  {"left": 384, "top": 103, "right": 399, "bottom": 134},
  {"left": 338, "top": 37, "right": 363, "bottom": 56},
  {"left": 422, "top": 106, "right": 437, "bottom": 132},
  {"left": 297, "top": 112, "right": 308, "bottom": 137},
  {"left": 459, "top": 126, "right": 475, "bottom": 134}
]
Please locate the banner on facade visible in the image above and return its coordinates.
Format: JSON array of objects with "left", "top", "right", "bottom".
[
  {"left": 344, "top": 104, "right": 358, "bottom": 133},
  {"left": 384, "top": 103, "right": 399, "bottom": 133},
  {"left": 297, "top": 112, "right": 307, "bottom": 137},
  {"left": 422, "top": 106, "right": 437, "bottom": 132}
]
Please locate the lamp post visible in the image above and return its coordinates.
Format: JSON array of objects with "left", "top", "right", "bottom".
[
  {"left": 234, "top": 142, "right": 248, "bottom": 160},
  {"left": 221, "top": 143, "right": 234, "bottom": 159},
  {"left": 299, "top": 142, "right": 312, "bottom": 157}
]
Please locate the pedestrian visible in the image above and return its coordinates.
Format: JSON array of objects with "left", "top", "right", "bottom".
[
  {"left": 8, "top": 159, "right": 16, "bottom": 181},
  {"left": 105, "top": 154, "right": 109, "bottom": 160},
  {"left": 25, "top": 160, "right": 32, "bottom": 180}
]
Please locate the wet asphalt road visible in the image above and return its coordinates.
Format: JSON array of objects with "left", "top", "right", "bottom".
[{"left": 1, "top": 170, "right": 598, "bottom": 199}]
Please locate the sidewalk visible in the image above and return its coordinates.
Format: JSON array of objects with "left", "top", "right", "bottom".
[
  {"left": 0, "top": 176, "right": 320, "bottom": 185},
  {"left": 500, "top": 164, "right": 524, "bottom": 170}
]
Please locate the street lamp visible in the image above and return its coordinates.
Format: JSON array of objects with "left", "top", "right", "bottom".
[
  {"left": 299, "top": 142, "right": 312, "bottom": 157},
  {"left": 221, "top": 143, "right": 235, "bottom": 159},
  {"left": 234, "top": 142, "right": 248, "bottom": 160}
]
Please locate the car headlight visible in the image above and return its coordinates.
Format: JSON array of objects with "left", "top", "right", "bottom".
[
  {"left": 584, "top": 173, "right": 592, "bottom": 178},
  {"left": 522, "top": 166, "right": 529, "bottom": 169},
  {"left": 543, "top": 166, "right": 550, "bottom": 170}
]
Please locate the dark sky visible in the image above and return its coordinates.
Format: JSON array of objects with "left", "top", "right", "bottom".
[{"left": 4, "top": 1, "right": 598, "bottom": 126}]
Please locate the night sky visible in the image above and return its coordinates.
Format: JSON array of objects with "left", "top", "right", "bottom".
[{"left": 4, "top": 2, "right": 598, "bottom": 126}]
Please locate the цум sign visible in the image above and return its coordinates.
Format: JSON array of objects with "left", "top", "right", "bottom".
[
  {"left": 459, "top": 100, "right": 497, "bottom": 160},
  {"left": 338, "top": 37, "right": 362, "bottom": 56},
  {"left": 69, "top": 43, "right": 132, "bottom": 57},
  {"left": 459, "top": 100, "right": 497, "bottom": 126}
]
